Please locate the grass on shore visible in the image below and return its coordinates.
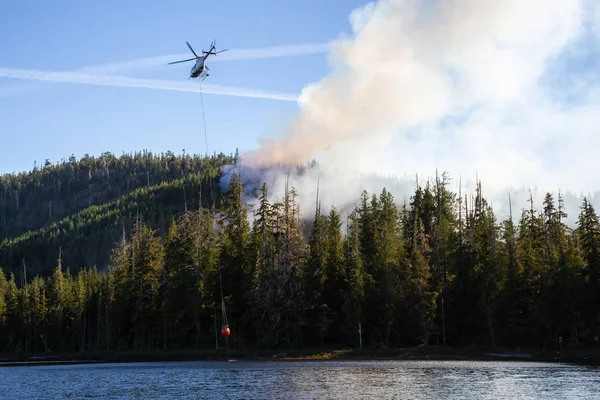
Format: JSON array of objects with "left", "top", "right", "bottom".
[{"left": 2, "top": 345, "right": 600, "bottom": 366}]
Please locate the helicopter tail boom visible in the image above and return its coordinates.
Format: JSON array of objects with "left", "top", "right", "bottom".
[
  {"left": 168, "top": 39, "right": 227, "bottom": 71},
  {"left": 203, "top": 39, "right": 228, "bottom": 56}
]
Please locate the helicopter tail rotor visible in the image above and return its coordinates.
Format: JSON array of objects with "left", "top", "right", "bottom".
[{"left": 203, "top": 39, "right": 228, "bottom": 56}]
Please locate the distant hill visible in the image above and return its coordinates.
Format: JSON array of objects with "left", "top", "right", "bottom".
[{"left": 0, "top": 150, "right": 235, "bottom": 278}]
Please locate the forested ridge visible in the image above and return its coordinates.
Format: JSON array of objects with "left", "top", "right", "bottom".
[
  {"left": 0, "top": 150, "right": 234, "bottom": 277},
  {"left": 1, "top": 160, "right": 599, "bottom": 354}
]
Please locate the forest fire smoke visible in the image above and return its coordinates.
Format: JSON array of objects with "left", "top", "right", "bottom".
[{"left": 234, "top": 0, "right": 600, "bottom": 224}]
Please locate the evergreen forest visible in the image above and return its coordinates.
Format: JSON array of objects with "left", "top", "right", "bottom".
[{"left": 1, "top": 151, "right": 599, "bottom": 355}]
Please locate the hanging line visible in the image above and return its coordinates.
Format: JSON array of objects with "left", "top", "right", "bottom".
[
  {"left": 198, "top": 77, "right": 225, "bottom": 330},
  {"left": 198, "top": 78, "right": 216, "bottom": 210},
  {"left": 199, "top": 79, "right": 209, "bottom": 157},
  {"left": 218, "top": 264, "right": 229, "bottom": 328}
]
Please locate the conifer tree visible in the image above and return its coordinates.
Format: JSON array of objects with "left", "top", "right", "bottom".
[
  {"left": 431, "top": 171, "right": 457, "bottom": 345},
  {"left": 304, "top": 196, "right": 329, "bottom": 345},
  {"left": 577, "top": 198, "right": 600, "bottom": 285},
  {"left": 193, "top": 208, "right": 220, "bottom": 347},
  {"left": 362, "top": 188, "right": 403, "bottom": 346},
  {"left": 407, "top": 216, "right": 436, "bottom": 344},
  {"left": 512, "top": 193, "right": 548, "bottom": 345},
  {"left": 163, "top": 213, "right": 197, "bottom": 347},
  {"left": 27, "top": 275, "right": 48, "bottom": 352},
  {"left": 576, "top": 198, "right": 600, "bottom": 342},
  {"left": 4, "top": 273, "right": 20, "bottom": 352},
  {"left": 0, "top": 269, "right": 6, "bottom": 330},
  {"left": 218, "top": 171, "right": 252, "bottom": 343},
  {"left": 321, "top": 206, "right": 346, "bottom": 345},
  {"left": 249, "top": 183, "right": 278, "bottom": 346},
  {"left": 343, "top": 209, "right": 365, "bottom": 347},
  {"left": 4, "top": 169, "right": 600, "bottom": 352},
  {"left": 110, "top": 217, "right": 163, "bottom": 349},
  {"left": 274, "top": 180, "right": 306, "bottom": 346},
  {"left": 46, "top": 255, "right": 67, "bottom": 350}
]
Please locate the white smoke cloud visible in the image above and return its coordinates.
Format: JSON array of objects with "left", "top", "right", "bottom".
[{"left": 231, "top": 0, "right": 600, "bottom": 226}]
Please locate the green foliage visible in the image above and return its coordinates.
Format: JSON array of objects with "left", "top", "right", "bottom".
[
  {"left": 0, "top": 151, "right": 233, "bottom": 278},
  {"left": 2, "top": 158, "right": 600, "bottom": 353},
  {"left": 0, "top": 270, "right": 6, "bottom": 328}
]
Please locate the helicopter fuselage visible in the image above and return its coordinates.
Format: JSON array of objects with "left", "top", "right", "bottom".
[
  {"left": 168, "top": 40, "right": 224, "bottom": 80},
  {"left": 190, "top": 57, "right": 207, "bottom": 78}
]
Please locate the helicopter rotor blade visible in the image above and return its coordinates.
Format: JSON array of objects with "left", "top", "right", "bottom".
[
  {"left": 167, "top": 57, "right": 197, "bottom": 65},
  {"left": 203, "top": 49, "right": 227, "bottom": 56},
  {"left": 186, "top": 41, "right": 199, "bottom": 58}
]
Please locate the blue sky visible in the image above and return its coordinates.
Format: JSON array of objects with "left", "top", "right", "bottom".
[
  {"left": 0, "top": 0, "right": 369, "bottom": 174},
  {"left": 2, "top": 0, "right": 600, "bottom": 225}
]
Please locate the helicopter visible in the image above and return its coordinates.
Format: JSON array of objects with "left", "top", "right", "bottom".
[{"left": 168, "top": 40, "right": 228, "bottom": 80}]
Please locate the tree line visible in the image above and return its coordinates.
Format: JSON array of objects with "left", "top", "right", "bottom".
[
  {"left": 0, "top": 149, "right": 235, "bottom": 240},
  {"left": 0, "top": 151, "right": 234, "bottom": 277},
  {"left": 1, "top": 171, "right": 599, "bottom": 354}
]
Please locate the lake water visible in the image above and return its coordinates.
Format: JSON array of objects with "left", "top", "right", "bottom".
[{"left": 1, "top": 360, "right": 598, "bottom": 399}]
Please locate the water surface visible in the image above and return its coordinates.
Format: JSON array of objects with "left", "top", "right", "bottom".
[{"left": 1, "top": 360, "right": 598, "bottom": 399}]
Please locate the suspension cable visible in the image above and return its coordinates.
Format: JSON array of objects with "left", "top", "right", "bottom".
[
  {"left": 199, "top": 79, "right": 209, "bottom": 157},
  {"left": 198, "top": 78, "right": 216, "bottom": 208},
  {"left": 198, "top": 77, "right": 226, "bottom": 332},
  {"left": 219, "top": 266, "right": 228, "bottom": 328}
]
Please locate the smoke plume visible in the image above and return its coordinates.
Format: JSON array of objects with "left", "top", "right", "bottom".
[{"left": 231, "top": 0, "right": 600, "bottom": 225}]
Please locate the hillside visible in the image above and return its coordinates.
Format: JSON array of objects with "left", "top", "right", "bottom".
[
  {"left": 1, "top": 150, "right": 599, "bottom": 356},
  {"left": 1, "top": 165, "right": 599, "bottom": 355},
  {"left": 0, "top": 150, "right": 235, "bottom": 278}
]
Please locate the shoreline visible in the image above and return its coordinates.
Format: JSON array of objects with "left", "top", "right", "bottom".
[{"left": 2, "top": 346, "right": 600, "bottom": 367}]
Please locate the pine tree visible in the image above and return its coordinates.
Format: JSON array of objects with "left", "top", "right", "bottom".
[
  {"left": 343, "top": 209, "right": 365, "bottom": 347},
  {"left": 361, "top": 188, "right": 403, "bottom": 346},
  {"left": 46, "top": 256, "right": 67, "bottom": 350},
  {"left": 512, "top": 192, "right": 548, "bottom": 345},
  {"left": 162, "top": 213, "right": 197, "bottom": 348},
  {"left": 194, "top": 208, "right": 220, "bottom": 347},
  {"left": 26, "top": 275, "right": 48, "bottom": 352},
  {"left": 4, "top": 273, "right": 20, "bottom": 352},
  {"left": 320, "top": 206, "right": 346, "bottom": 345},
  {"left": 111, "top": 217, "right": 164, "bottom": 349},
  {"left": 407, "top": 217, "right": 436, "bottom": 344},
  {"left": 431, "top": 170, "right": 457, "bottom": 345},
  {"left": 304, "top": 195, "right": 329, "bottom": 346},
  {"left": 276, "top": 180, "right": 306, "bottom": 346},
  {"left": 0, "top": 269, "right": 7, "bottom": 344},
  {"left": 576, "top": 198, "right": 600, "bottom": 343},
  {"left": 577, "top": 198, "right": 600, "bottom": 285},
  {"left": 249, "top": 182, "right": 278, "bottom": 347},
  {"left": 218, "top": 171, "right": 252, "bottom": 344},
  {"left": 402, "top": 181, "right": 439, "bottom": 345}
]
